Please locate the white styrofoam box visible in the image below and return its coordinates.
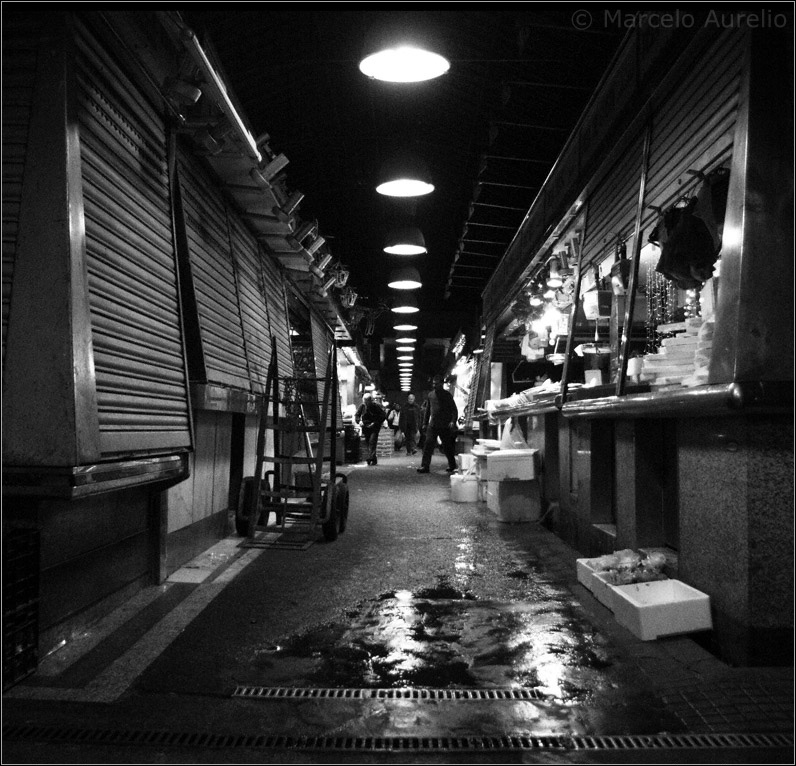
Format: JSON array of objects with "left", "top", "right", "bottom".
[
  {"left": 450, "top": 474, "right": 479, "bottom": 502},
  {"left": 485, "top": 449, "right": 538, "bottom": 481},
  {"left": 576, "top": 558, "right": 601, "bottom": 591},
  {"left": 456, "top": 453, "right": 475, "bottom": 473},
  {"left": 486, "top": 480, "right": 540, "bottom": 522},
  {"left": 591, "top": 571, "right": 619, "bottom": 611},
  {"left": 611, "top": 579, "right": 712, "bottom": 641}
]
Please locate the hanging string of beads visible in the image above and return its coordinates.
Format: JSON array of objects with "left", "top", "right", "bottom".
[{"left": 645, "top": 260, "right": 678, "bottom": 354}]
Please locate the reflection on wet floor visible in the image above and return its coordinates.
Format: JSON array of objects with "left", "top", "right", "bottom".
[{"left": 252, "top": 574, "right": 623, "bottom": 704}]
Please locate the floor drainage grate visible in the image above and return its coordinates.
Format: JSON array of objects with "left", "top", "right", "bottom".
[
  {"left": 3, "top": 725, "right": 791, "bottom": 752},
  {"left": 232, "top": 686, "right": 548, "bottom": 701}
]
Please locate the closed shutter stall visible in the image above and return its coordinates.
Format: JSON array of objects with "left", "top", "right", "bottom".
[
  {"left": 310, "top": 311, "right": 338, "bottom": 426},
  {"left": 227, "top": 212, "right": 271, "bottom": 393},
  {"left": 75, "top": 19, "right": 191, "bottom": 455},
  {"left": 464, "top": 352, "right": 484, "bottom": 428},
  {"left": 476, "top": 324, "right": 496, "bottom": 408},
  {"left": 2, "top": 17, "right": 39, "bottom": 364},
  {"left": 177, "top": 146, "right": 250, "bottom": 390},
  {"left": 580, "top": 130, "right": 646, "bottom": 267},
  {"left": 643, "top": 29, "right": 744, "bottom": 224},
  {"left": 260, "top": 253, "right": 294, "bottom": 380}
]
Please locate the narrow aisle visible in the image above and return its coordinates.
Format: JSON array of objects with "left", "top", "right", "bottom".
[{"left": 3, "top": 453, "right": 793, "bottom": 764}]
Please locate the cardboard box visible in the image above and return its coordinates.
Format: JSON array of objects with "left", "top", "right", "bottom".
[
  {"left": 485, "top": 449, "right": 538, "bottom": 481},
  {"left": 611, "top": 579, "right": 712, "bottom": 641},
  {"left": 486, "top": 480, "right": 540, "bottom": 522}
]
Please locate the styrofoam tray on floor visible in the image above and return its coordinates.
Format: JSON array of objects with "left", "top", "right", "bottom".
[
  {"left": 576, "top": 558, "right": 601, "bottom": 591},
  {"left": 591, "top": 571, "right": 619, "bottom": 611},
  {"left": 611, "top": 579, "right": 712, "bottom": 641}
]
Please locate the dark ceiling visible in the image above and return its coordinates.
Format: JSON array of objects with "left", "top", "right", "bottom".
[{"left": 179, "top": 8, "right": 624, "bottom": 378}]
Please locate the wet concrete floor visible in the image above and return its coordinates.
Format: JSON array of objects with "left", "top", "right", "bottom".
[{"left": 3, "top": 453, "right": 793, "bottom": 763}]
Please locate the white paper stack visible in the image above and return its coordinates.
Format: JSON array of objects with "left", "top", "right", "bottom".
[
  {"left": 682, "top": 314, "right": 715, "bottom": 387},
  {"left": 640, "top": 317, "right": 703, "bottom": 391}
]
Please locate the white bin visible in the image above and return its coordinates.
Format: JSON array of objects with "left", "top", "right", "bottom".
[
  {"left": 450, "top": 474, "right": 479, "bottom": 502},
  {"left": 485, "top": 449, "right": 538, "bottom": 481},
  {"left": 611, "top": 579, "right": 712, "bottom": 640},
  {"left": 486, "top": 480, "right": 540, "bottom": 522}
]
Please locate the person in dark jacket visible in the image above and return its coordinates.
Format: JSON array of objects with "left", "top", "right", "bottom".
[
  {"left": 398, "top": 393, "right": 422, "bottom": 456},
  {"left": 417, "top": 375, "right": 458, "bottom": 474},
  {"left": 355, "top": 393, "right": 386, "bottom": 465}
]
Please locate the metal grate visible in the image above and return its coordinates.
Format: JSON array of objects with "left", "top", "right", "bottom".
[
  {"left": 232, "top": 686, "right": 548, "bottom": 700},
  {"left": 3, "top": 724, "right": 791, "bottom": 753}
]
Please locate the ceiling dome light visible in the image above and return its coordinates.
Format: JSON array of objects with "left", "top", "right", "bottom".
[
  {"left": 376, "top": 154, "right": 434, "bottom": 197},
  {"left": 387, "top": 266, "right": 422, "bottom": 290},
  {"left": 384, "top": 226, "right": 427, "bottom": 255},
  {"left": 391, "top": 292, "right": 419, "bottom": 314},
  {"left": 396, "top": 346, "right": 414, "bottom": 352},
  {"left": 397, "top": 355, "right": 413, "bottom": 361},
  {"left": 359, "top": 46, "right": 450, "bottom": 83},
  {"left": 393, "top": 323, "right": 418, "bottom": 331}
]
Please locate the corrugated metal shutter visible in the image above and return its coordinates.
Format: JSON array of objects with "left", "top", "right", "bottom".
[
  {"left": 260, "top": 252, "right": 294, "bottom": 380},
  {"left": 580, "top": 131, "right": 646, "bottom": 267},
  {"left": 2, "top": 17, "right": 39, "bottom": 365},
  {"left": 463, "top": 352, "right": 484, "bottom": 429},
  {"left": 74, "top": 19, "right": 191, "bottom": 455},
  {"left": 464, "top": 323, "right": 496, "bottom": 427},
  {"left": 476, "top": 324, "right": 496, "bottom": 409},
  {"left": 176, "top": 146, "right": 250, "bottom": 390},
  {"left": 643, "top": 29, "right": 744, "bottom": 227},
  {"left": 227, "top": 212, "right": 271, "bottom": 393},
  {"left": 310, "top": 310, "right": 340, "bottom": 427}
]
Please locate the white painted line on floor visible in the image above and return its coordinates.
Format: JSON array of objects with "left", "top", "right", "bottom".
[{"left": 5, "top": 546, "right": 264, "bottom": 703}]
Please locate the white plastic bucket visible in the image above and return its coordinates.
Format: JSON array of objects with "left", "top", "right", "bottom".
[{"left": 450, "top": 474, "right": 478, "bottom": 502}]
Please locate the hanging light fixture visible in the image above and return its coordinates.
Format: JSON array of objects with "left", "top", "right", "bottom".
[
  {"left": 359, "top": 40, "right": 449, "bottom": 83},
  {"left": 395, "top": 337, "right": 416, "bottom": 344},
  {"left": 384, "top": 226, "right": 427, "bottom": 255},
  {"left": 546, "top": 256, "right": 563, "bottom": 288},
  {"left": 376, "top": 154, "right": 434, "bottom": 197},
  {"left": 396, "top": 346, "right": 414, "bottom": 352},
  {"left": 393, "top": 323, "right": 418, "bottom": 331},
  {"left": 387, "top": 265, "right": 422, "bottom": 290},
  {"left": 391, "top": 292, "right": 419, "bottom": 314},
  {"left": 340, "top": 285, "right": 358, "bottom": 308},
  {"left": 329, "top": 261, "right": 350, "bottom": 288}
]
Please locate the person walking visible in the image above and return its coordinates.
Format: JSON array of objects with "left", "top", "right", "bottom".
[
  {"left": 398, "top": 394, "right": 422, "bottom": 456},
  {"left": 417, "top": 375, "right": 458, "bottom": 474},
  {"left": 355, "top": 393, "right": 386, "bottom": 465}
]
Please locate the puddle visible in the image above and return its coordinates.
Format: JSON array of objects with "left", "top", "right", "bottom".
[{"left": 251, "top": 574, "right": 621, "bottom": 700}]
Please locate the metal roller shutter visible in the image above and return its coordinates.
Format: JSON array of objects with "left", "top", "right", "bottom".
[
  {"left": 310, "top": 311, "right": 339, "bottom": 427},
  {"left": 476, "top": 324, "right": 496, "bottom": 410},
  {"left": 176, "top": 147, "right": 250, "bottom": 390},
  {"left": 642, "top": 29, "right": 744, "bottom": 228},
  {"left": 464, "top": 323, "right": 496, "bottom": 426},
  {"left": 1, "top": 20, "right": 38, "bottom": 365},
  {"left": 226, "top": 212, "right": 271, "bottom": 393},
  {"left": 580, "top": 130, "right": 646, "bottom": 267},
  {"left": 464, "top": 352, "right": 484, "bottom": 429},
  {"left": 74, "top": 19, "right": 190, "bottom": 456},
  {"left": 259, "top": 253, "right": 294, "bottom": 380}
]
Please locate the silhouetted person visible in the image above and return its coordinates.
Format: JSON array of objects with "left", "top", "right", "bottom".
[
  {"left": 355, "top": 393, "right": 386, "bottom": 465},
  {"left": 417, "top": 376, "right": 458, "bottom": 474},
  {"left": 398, "top": 393, "right": 422, "bottom": 456}
]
